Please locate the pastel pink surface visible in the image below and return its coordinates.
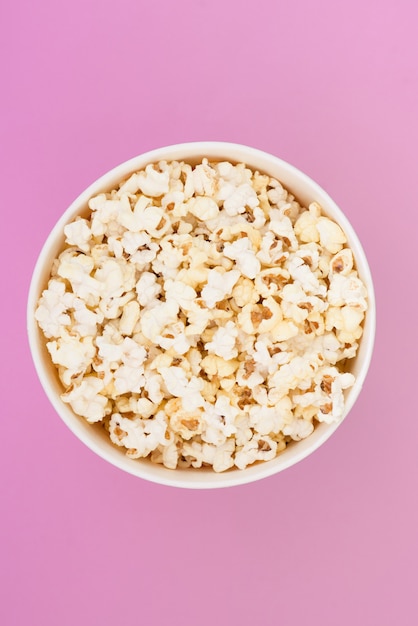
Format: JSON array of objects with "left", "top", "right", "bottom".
[{"left": 1, "top": 1, "right": 416, "bottom": 625}]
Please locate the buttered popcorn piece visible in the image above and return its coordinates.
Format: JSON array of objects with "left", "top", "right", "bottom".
[{"left": 35, "top": 157, "right": 368, "bottom": 472}]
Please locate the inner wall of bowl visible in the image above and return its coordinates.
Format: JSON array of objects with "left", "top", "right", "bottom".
[{"left": 28, "top": 142, "right": 375, "bottom": 487}]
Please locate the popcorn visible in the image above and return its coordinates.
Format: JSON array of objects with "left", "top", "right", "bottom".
[
  {"left": 187, "top": 196, "right": 219, "bottom": 221},
  {"left": 231, "top": 277, "right": 259, "bottom": 307},
  {"left": 165, "top": 398, "right": 204, "bottom": 440},
  {"left": 47, "top": 332, "right": 95, "bottom": 373},
  {"left": 57, "top": 249, "right": 101, "bottom": 306},
  {"left": 235, "top": 435, "right": 278, "bottom": 469},
  {"left": 257, "top": 231, "right": 287, "bottom": 266},
  {"left": 64, "top": 218, "right": 92, "bottom": 253},
  {"left": 109, "top": 411, "right": 167, "bottom": 458},
  {"left": 200, "top": 355, "right": 239, "bottom": 378},
  {"left": 317, "top": 216, "right": 347, "bottom": 254},
  {"left": 35, "top": 157, "right": 368, "bottom": 472},
  {"left": 201, "top": 268, "right": 240, "bottom": 308},
  {"left": 136, "top": 164, "right": 170, "bottom": 197},
  {"left": 144, "top": 371, "right": 165, "bottom": 404},
  {"left": 160, "top": 367, "right": 205, "bottom": 412},
  {"left": 35, "top": 279, "right": 72, "bottom": 338},
  {"left": 62, "top": 376, "right": 109, "bottom": 423},
  {"left": 135, "top": 272, "right": 161, "bottom": 307},
  {"left": 113, "top": 364, "right": 145, "bottom": 395},
  {"left": 327, "top": 273, "right": 368, "bottom": 310},
  {"left": 294, "top": 201, "right": 321, "bottom": 243},
  {"left": 248, "top": 401, "right": 290, "bottom": 436},
  {"left": 164, "top": 279, "right": 197, "bottom": 311},
  {"left": 140, "top": 300, "right": 180, "bottom": 342},
  {"left": 282, "top": 417, "right": 314, "bottom": 441},
  {"left": 119, "top": 301, "right": 140, "bottom": 336},
  {"left": 157, "top": 321, "right": 191, "bottom": 354},
  {"left": 219, "top": 182, "right": 259, "bottom": 216},
  {"left": 268, "top": 210, "right": 299, "bottom": 250},
  {"left": 205, "top": 321, "right": 238, "bottom": 360},
  {"left": 329, "top": 248, "right": 354, "bottom": 276},
  {"left": 223, "top": 237, "right": 261, "bottom": 279}
]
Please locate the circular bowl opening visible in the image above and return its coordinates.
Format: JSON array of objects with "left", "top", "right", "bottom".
[{"left": 27, "top": 142, "right": 376, "bottom": 488}]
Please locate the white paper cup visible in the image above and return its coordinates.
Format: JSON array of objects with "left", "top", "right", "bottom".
[{"left": 27, "top": 142, "right": 376, "bottom": 488}]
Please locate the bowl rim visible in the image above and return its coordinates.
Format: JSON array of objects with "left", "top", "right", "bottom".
[{"left": 27, "top": 141, "right": 376, "bottom": 489}]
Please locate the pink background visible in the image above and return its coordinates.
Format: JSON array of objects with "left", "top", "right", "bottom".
[{"left": 1, "top": 0, "right": 417, "bottom": 624}]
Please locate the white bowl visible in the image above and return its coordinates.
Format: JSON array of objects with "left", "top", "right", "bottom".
[{"left": 27, "top": 142, "right": 376, "bottom": 489}]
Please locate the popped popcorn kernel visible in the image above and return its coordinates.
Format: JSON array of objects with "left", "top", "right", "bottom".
[{"left": 35, "top": 157, "right": 368, "bottom": 472}]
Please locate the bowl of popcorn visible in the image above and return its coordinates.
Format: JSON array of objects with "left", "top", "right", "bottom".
[{"left": 28, "top": 142, "right": 375, "bottom": 488}]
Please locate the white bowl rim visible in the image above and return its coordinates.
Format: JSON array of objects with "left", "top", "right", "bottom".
[{"left": 27, "top": 141, "right": 376, "bottom": 489}]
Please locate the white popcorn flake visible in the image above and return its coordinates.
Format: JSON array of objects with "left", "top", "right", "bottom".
[
  {"left": 329, "top": 248, "right": 354, "bottom": 276},
  {"left": 254, "top": 268, "right": 290, "bottom": 299},
  {"left": 119, "top": 301, "right": 140, "bottom": 336},
  {"left": 317, "top": 216, "right": 347, "bottom": 254},
  {"left": 223, "top": 238, "right": 261, "bottom": 279},
  {"left": 328, "top": 273, "right": 368, "bottom": 309},
  {"left": 144, "top": 371, "right": 165, "bottom": 404},
  {"left": 129, "top": 240, "right": 160, "bottom": 267},
  {"left": 113, "top": 364, "right": 145, "bottom": 395},
  {"left": 140, "top": 300, "right": 180, "bottom": 342},
  {"left": 212, "top": 440, "right": 235, "bottom": 473},
  {"left": 201, "top": 268, "right": 240, "bottom": 308},
  {"left": 164, "top": 279, "right": 197, "bottom": 311},
  {"left": 187, "top": 196, "right": 219, "bottom": 221},
  {"left": 235, "top": 435, "right": 278, "bottom": 469},
  {"left": 205, "top": 321, "right": 238, "bottom": 360},
  {"left": 191, "top": 160, "right": 217, "bottom": 195},
  {"left": 220, "top": 182, "right": 259, "bottom": 216},
  {"left": 57, "top": 250, "right": 101, "bottom": 305},
  {"left": 280, "top": 282, "right": 327, "bottom": 324},
  {"left": 325, "top": 305, "right": 365, "bottom": 343},
  {"left": 62, "top": 376, "right": 109, "bottom": 423},
  {"left": 157, "top": 321, "right": 191, "bottom": 355},
  {"left": 47, "top": 332, "right": 95, "bottom": 373},
  {"left": 236, "top": 359, "right": 265, "bottom": 389},
  {"left": 268, "top": 356, "right": 315, "bottom": 402},
  {"left": 131, "top": 397, "right": 157, "bottom": 418},
  {"left": 107, "top": 236, "right": 124, "bottom": 259},
  {"left": 185, "top": 303, "right": 213, "bottom": 335},
  {"left": 294, "top": 202, "right": 321, "bottom": 243},
  {"left": 94, "top": 258, "right": 124, "bottom": 296},
  {"left": 71, "top": 296, "right": 104, "bottom": 337},
  {"left": 160, "top": 367, "right": 205, "bottom": 412},
  {"left": 161, "top": 190, "right": 187, "bottom": 215},
  {"left": 109, "top": 411, "right": 167, "bottom": 458},
  {"left": 161, "top": 439, "right": 180, "bottom": 470},
  {"left": 121, "top": 196, "right": 170, "bottom": 238},
  {"left": 282, "top": 417, "right": 314, "bottom": 441},
  {"left": 136, "top": 164, "right": 170, "bottom": 197},
  {"left": 35, "top": 279, "right": 73, "bottom": 338},
  {"left": 135, "top": 272, "right": 161, "bottom": 307},
  {"left": 64, "top": 218, "right": 92, "bottom": 253},
  {"left": 257, "top": 231, "right": 287, "bottom": 266},
  {"left": 268, "top": 210, "right": 299, "bottom": 250},
  {"left": 202, "top": 397, "right": 238, "bottom": 445},
  {"left": 249, "top": 400, "right": 291, "bottom": 436},
  {"left": 287, "top": 255, "right": 324, "bottom": 295},
  {"left": 117, "top": 172, "right": 140, "bottom": 195},
  {"left": 121, "top": 231, "right": 152, "bottom": 255},
  {"left": 35, "top": 157, "right": 368, "bottom": 472}
]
